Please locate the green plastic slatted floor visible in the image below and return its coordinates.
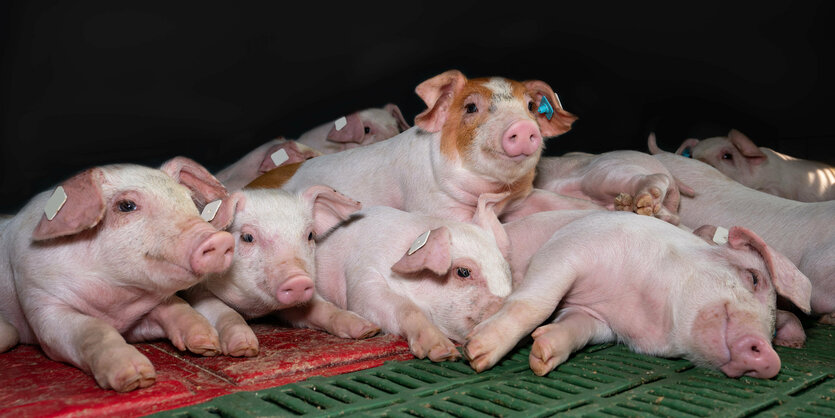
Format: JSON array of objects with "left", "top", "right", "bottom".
[{"left": 152, "top": 323, "right": 834, "bottom": 417}]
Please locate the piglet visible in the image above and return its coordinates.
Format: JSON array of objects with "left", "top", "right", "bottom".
[
  {"left": 314, "top": 193, "right": 513, "bottom": 361},
  {"left": 183, "top": 186, "right": 379, "bottom": 357},
  {"left": 650, "top": 129, "right": 835, "bottom": 202},
  {"left": 648, "top": 136, "right": 835, "bottom": 323},
  {"left": 300, "top": 103, "right": 411, "bottom": 154},
  {"left": 0, "top": 157, "right": 236, "bottom": 391},
  {"left": 215, "top": 139, "right": 322, "bottom": 191},
  {"left": 247, "top": 70, "right": 603, "bottom": 225},
  {"left": 464, "top": 210, "right": 812, "bottom": 379},
  {"left": 535, "top": 150, "right": 694, "bottom": 225}
]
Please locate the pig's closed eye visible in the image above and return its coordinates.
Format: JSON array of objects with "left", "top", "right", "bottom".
[
  {"left": 456, "top": 267, "right": 471, "bottom": 278},
  {"left": 465, "top": 103, "right": 478, "bottom": 114},
  {"left": 364, "top": 126, "right": 371, "bottom": 134},
  {"left": 117, "top": 200, "right": 137, "bottom": 213},
  {"left": 241, "top": 233, "right": 254, "bottom": 243}
]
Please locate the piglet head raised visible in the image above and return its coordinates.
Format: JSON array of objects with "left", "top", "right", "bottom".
[
  {"left": 389, "top": 193, "right": 512, "bottom": 342},
  {"left": 326, "top": 104, "right": 410, "bottom": 150},
  {"left": 413, "top": 69, "right": 577, "bottom": 185},
  {"left": 32, "top": 157, "right": 236, "bottom": 293},
  {"left": 676, "top": 129, "right": 768, "bottom": 186},
  {"left": 678, "top": 225, "right": 811, "bottom": 379},
  {"left": 205, "top": 185, "right": 362, "bottom": 318}
]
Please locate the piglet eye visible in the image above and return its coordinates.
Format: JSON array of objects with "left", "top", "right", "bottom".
[
  {"left": 241, "top": 233, "right": 254, "bottom": 243},
  {"left": 465, "top": 103, "right": 478, "bottom": 114},
  {"left": 528, "top": 101, "right": 535, "bottom": 111},
  {"left": 722, "top": 153, "right": 733, "bottom": 160},
  {"left": 456, "top": 267, "right": 471, "bottom": 278},
  {"left": 308, "top": 232, "right": 314, "bottom": 241},
  {"left": 118, "top": 200, "right": 137, "bottom": 212},
  {"left": 364, "top": 126, "right": 371, "bottom": 134},
  {"left": 749, "top": 271, "right": 759, "bottom": 288}
]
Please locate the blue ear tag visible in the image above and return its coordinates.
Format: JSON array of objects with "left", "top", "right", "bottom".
[
  {"left": 682, "top": 148, "right": 692, "bottom": 158},
  {"left": 537, "top": 96, "right": 555, "bottom": 120}
]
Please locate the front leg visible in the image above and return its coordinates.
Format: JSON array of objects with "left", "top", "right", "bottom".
[
  {"left": 279, "top": 293, "right": 380, "bottom": 340},
  {"left": 182, "top": 286, "right": 259, "bottom": 357},
  {"left": 500, "top": 188, "right": 604, "bottom": 223},
  {"left": 126, "top": 295, "right": 221, "bottom": 356},
  {"left": 529, "top": 308, "right": 614, "bottom": 376},
  {"left": 25, "top": 301, "right": 155, "bottom": 392}
]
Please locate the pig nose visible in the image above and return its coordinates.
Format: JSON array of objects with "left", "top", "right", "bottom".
[
  {"left": 722, "top": 335, "right": 781, "bottom": 379},
  {"left": 276, "top": 276, "right": 314, "bottom": 306},
  {"left": 501, "top": 120, "right": 542, "bottom": 158},
  {"left": 190, "top": 231, "right": 235, "bottom": 275}
]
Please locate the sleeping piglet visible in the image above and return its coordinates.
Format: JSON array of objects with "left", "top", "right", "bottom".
[
  {"left": 314, "top": 193, "right": 513, "bottom": 362},
  {"left": 183, "top": 186, "right": 379, "bottom": 357},
  {"left": 650, "top": 129, "right": 835, "bottom": 202},
  {"left": 464, "top": 210, "right": 812, "bottom": 379},
  {"left": 0, "top": 157, "right": 236, "bottom": 391}
]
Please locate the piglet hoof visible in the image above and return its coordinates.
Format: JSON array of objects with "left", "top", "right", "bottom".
[
  {"left": 529, "top": 324, "right": 571, "bottom": 376},
  {"left": 180, "top": 323, "right": 221, "bottom": 357},
  {"left": 614, "top": 193, "right": 633, "bottom": 212},
  {"left": 219, "top": 325, "right": 259, "bottom": 357},
  {"left": 463, "top": 326, "right": 507, "bottom": 372},
  {"left": 818, "top": 313, "right": 835, "bottom": 325},
  {"left": 92, "top": 344, "right": 156, "bottom": 392},
  {"left": 0, "top": 318, "right": 20, "bottom": 353},
  {"left": 634, "top": 187, "right": 662, "bottom": 216},
  {"left": 409, "top": 327, "right": 459, "bottom": 362},
  {"left": 325, "top": 311, "right": 381, "bottom": 340}
]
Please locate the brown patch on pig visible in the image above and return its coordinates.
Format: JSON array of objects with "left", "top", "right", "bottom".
[
  {"left": 439, "top": 79, "right": 494, "bottom": 161},
  {"left": 245, "top": 162, "right": 304, "bottom": 189}
]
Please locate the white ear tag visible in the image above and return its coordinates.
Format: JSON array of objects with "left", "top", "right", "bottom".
[
  {"left": 43, "top": 186, "right": 68, "bottom": 221},
  {"left": 270, "top": 148, "right": 289, "bottom": 166},
  {"left": 201, "top": 199, "right": 222, "bottom": 222},
  {"left": 712, "top": 226, "right": 729, "bottom": 245},
  {"left": 408, "top": 230, "right": 431, "bottom": 255},
  {"left": 334, "top": 116, "right": 347, "bottom": 131}
]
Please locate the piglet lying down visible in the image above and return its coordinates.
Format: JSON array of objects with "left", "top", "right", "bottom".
[{"left": 464, "top": 210, "right": 812, "bottom": 379}]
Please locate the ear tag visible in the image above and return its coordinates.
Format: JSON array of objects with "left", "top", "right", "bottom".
[
  {"left": 408, "top": 230, "right": 431, "bottom": 255},
  {"left": 270, "top": 148, "right": 290, "bottom": 166},
  {"left": 712, "top": 226, "right": 729, "bottom": 245},
  {"left": 537, "top": 96, "right": 555, "bottom": 120},
  {"left": 334, "top": 116, "right": 348, "bottom": 131},
  {"left": 43, "top": 186, "right": 68, "bottom": 221},
  {"left": 682, "top": 148, "right": 692, "bottom": 158},
  {"left": 201, "top": 199, "right": 222, "bottom": 222}
]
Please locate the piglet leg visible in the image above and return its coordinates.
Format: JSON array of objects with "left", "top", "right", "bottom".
[
  {"left": 529, "top": 308, "right": 614, "bottom": 376},
  {"left": 280, "top": 293, "right": 380, "bottom": 340},
  {"left": 184, "top": 287, "right": 259, "bottom": 357},
  {"left": 126, "top": 295, "right": 221, "bottom": 356},
  {"left": 0, "top": 314, "right": 19, "bottom": 353},
  {"left": 27, "top": 303, "right": 155, "bottom": 392},
  {"left": 773, "top": 309, "right": 806, "bottom": 348}
]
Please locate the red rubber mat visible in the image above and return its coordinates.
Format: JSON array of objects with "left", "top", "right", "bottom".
[{"left": 0, "top": 322, "right": 412, "bottom": 418}]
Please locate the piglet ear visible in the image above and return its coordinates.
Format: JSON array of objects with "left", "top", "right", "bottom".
[
  {"left": 414, "top": 69, "right": 468, "bottom": 132},
  {"left": 385, "top": 103, "right": 411, "bottom": 132},
  {"left": 728, "top": 226, "right": 812, "bottom": 314},
  {"left": 32, "top": 168, "right": 106, "bottom": 241},
  {"left": 675, "top": 138, "right": 701, "bottom": 156},
  {"left": 728, "top": 129, "right": 767, "bottom": 165},
  {"left": 259, "top": 141, "right": 321, "bottom": 174},
  {"left": 160, "top": 156, "right": 231, "bottom": 229},
  {"left": 472, "top": 192, "right": 511, "bottom": 259},
  {"left": 302, "top": 185, "right": 362, "bottom": 236},
  {"left": 326, "top": 113, "right": 365, "bottom": 144},
  {"left": 391, "top": 227, "right": 452, "bottom": 276},
  {"left": 692, "top": 225, "right": 727, "bottom": 246},
  {"left": 523, "top": 80, "right": 577, "bottom": 138}
]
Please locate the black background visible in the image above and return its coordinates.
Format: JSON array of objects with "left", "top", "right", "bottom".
[{"left": 2, "top": 1, "right": 834, "bottom": 213}]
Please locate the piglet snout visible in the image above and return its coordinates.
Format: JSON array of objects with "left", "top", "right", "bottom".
[
  {"left": 190, "top": 231, "right": 235, "bottom": 275},
  {"left": 501, "top": 120, "right": 542, "bottom": 158},
  {"left": 276, "top": 276, "right": 314, "bottom": 306},
  {"left": 720, "top": 335, "right": 781, "bottom": 379}
]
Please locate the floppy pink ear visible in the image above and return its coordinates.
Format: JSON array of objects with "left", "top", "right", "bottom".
[
  {"left": 326, "top": 113, "right": 365, "bottom": 144},
  {"left": 692, "top": 225, "right": 722, "bottom": 245},
  {"left": 258, "top": 141, "right": 321, "bottom": 174},
  {"left": 523, "top": 80, "right": 577, "bottom": 138},
  {"left": 728, "top": 129, "right": 767, "bottom": 165},
  {"left": 414, "top": 70, "right": 468, "bottom": 132},
  {"left": 728, "top": 226, "right": 812, "bottom": 314},
  {"left": 160, "top": 156, "right": 231, "bottom": 229},
  {"left": 302, "top": 185, "right": 362, "bottom": 236},
  {"left": 385, "top": 103, "right": 411, "bottom": 132},
  {"left": 675, "top": 138, "right": 700, "bottom": 156},
  {"left": 32, "top": 168, "right": 106, "bottom": 241},
  {"left": 391, "top": 227, "right": 452, "bottom": 276}
]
